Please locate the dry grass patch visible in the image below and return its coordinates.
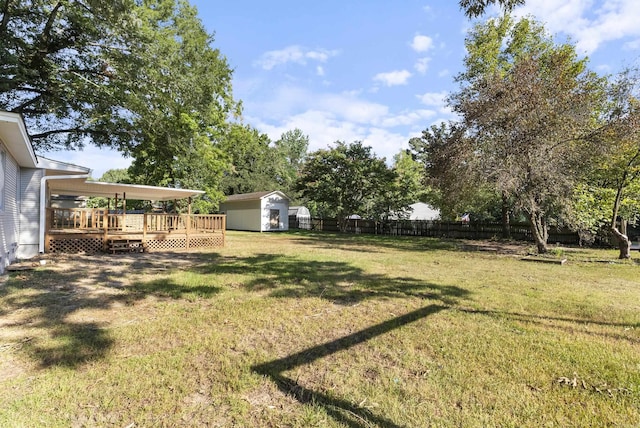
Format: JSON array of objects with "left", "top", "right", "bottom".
[{"left": 0, "top": 231, "right": 638, "bottom": 427}]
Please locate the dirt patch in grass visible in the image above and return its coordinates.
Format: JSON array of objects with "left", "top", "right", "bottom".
[
  {"left": 457, "top": 239, "right": 530, "bottom": 255},
  {"left": 0, "top": 250, "right": 216, "bottom": 381}
]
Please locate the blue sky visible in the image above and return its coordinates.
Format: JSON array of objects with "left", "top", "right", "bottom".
[{"left": 47, "top": 0, "right": 640, "bottom": 179}]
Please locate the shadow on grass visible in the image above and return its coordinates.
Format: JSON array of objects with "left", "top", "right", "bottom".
[
  {"left": 0, "top": 253, "right": 223, "bottom": 369},
  {"left": 253, "top": 304, "right": 447, "bottom": 428},
  {"left": 196, "top": 252, "right": 468, "bottom": 305},
  {"left": 461, "top": 308, "right": 640, "bottom": 343},
  {"left": 284, "top": 230, "right": 460, "bottom": 254}
]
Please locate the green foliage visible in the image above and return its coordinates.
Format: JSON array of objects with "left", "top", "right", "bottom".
[
  {"left": 0, "top": 0, "right": 138, "bottom": 150},
  {"left": 571, "top": 68, "right": 640, "bottom": 254},
  {"left": 1, "top": 0, "right": 239, "bottom": 211},
  {"left": 459, "top": 0, "right": 525, "bottom": 18},
  {"left": 297, "top": 141, "right": 404, "bottom": 229},
  {"left": 449, "top": 16, "right": 605, "bottom": 252},
  {"left": 409, "top": 122, "right": 500, "bottom": 220},
  {"left": 273, "top": 128, "right": 309, "bottom": 202},
  {"left": 218, "top": 123, "right": 280, "bottom": 196}
]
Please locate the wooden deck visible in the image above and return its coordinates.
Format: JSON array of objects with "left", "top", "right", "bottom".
[{"left": 46, "top": 209, "right": 225, "bottom": 254}]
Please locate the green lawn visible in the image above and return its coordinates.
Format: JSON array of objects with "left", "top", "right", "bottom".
[{"left": 1, "top": 231, "right": 638, "bottom": 427}]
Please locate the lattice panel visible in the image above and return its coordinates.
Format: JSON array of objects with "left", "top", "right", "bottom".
[
  {"left": 188, "top": 235, "right": 224, "bottom": 249},
  {"left": 48, "top": 237, "right": 103, "bottom": 254},
  {"left": 145, "top": 238, "right": 187, "bottom": 251}
]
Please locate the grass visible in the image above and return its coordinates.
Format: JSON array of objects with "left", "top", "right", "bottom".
[{"left": 0, "top": 231, "right": 639, "bottom": 427}]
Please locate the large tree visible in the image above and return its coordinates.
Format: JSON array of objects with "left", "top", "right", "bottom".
[
  {"left": 297, "top": 141, "right": 396, "bottom": 231},
  {"left": 573, "top": 68, "right": 640, "bottom": 258},
  {"left": 273, "top": 128, "right": 309, "bottom": 202},
  {"left": 0, "top": 1, "right": 239, "bottom": 181},
  {"left": 450, "top": 16, "right": 604, "bottom": 253},
  {"left": 409, "top": 122, "right": 500, "bottom": 222},
  {"left": 217, "top": 123, "right": 280, "bottom": 196},
  {"left": 459, "top": 0, "right": 525, "bottom": 18}
]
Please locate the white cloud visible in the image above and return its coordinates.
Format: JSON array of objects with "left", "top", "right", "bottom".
[
  {"left": 381, "top": 109, "right": 436, "bottom": 127},
  {"left": 253, "top": 111, "right": 413, "bottom": 161},
  {"left": 414, "top": 57, "right": 431, "bottom": 74},
  {"left": 411, "top": 34, "right": 434, "bottom": 53},
  {"left": 316, "top": 66, "right": 325, "bottom": 76},
  {"left": 254, "top": 45, "right": 339, "bottom": 70},
  {"left": 514, "top": 0, "right": 640, "bottom": 55},
  {"left": 417, "top": 91, "right": 449, "bottom": 107},
  {"left": 243, "top": 84, "right": 440, "bottom": 162},
  {"left": 373, "top": 70, "right": 412, "bottom": 86}
]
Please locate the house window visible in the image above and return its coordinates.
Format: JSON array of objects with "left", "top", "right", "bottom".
[
  {"left": 0, "top": 150, "right": 5, "bottom": 212},
  {"left": 269, "top": 209, "right": 280, "bottom": 229}
]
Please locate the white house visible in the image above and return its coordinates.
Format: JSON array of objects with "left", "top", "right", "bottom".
[
  {"left": 0, "top": 112, "right": 92, "bottom": 272},
  {"left": 220, "top": 191, "right": 290, "bottom": 232},
  {"left": 0, "top": 111, "right": 221, "bottom": 273},
  {"left": 407, "top": 202, "right": 440, "bottom": 221}
]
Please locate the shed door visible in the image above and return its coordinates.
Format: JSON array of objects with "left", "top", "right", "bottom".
[{"left": 269, "top": 209, "right": 280, "bottom": 230}]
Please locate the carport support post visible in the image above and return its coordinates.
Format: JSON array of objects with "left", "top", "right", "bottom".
[
  {"left": 143, "top": 211, "right": 148, "bottom": 246},
  {"left": 123, "top": 192, "right": 127, "bottom": 231},
  {"left": 103, "top": 197, "right": 111, "bottom": 251},
  {"left": 186, "top": 197, "right": 192, "bottom": 250}
]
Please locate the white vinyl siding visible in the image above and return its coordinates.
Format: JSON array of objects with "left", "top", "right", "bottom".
[
  {"left": 261, "top": 196, "right": 289, "bottom": 231},
  {"left": 0, "top": 147, "right": 20, "bottom": 272},
  {"left": 18, "top": 168, "right": 43, "bottom": 259},
  {"left": 220, "top": 192, "right": 290, "bottom": 232}
]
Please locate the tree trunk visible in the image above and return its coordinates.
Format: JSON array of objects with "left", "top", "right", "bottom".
[
  {"left": 501, "top": 192, "right": 511, "bottom": 239},
  {"left": 528, "top": 211, "right": 548, "bottom": 254},
  {"left": 612, "top": 219, "right": 631, "bottom": 259}
]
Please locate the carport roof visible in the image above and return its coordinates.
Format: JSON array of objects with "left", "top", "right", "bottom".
[{"left": 48, "top": 177, "right": 205, "bottom": 201}]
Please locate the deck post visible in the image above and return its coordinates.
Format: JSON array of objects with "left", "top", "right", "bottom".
[
  {"left": 103, "top": 199, "right": 110, "bottom": 252},
  {"left": 143, "top": 212, "right": 148, "bottom": 246},
  {"left": 186, "top": 197, "right": 192, "bottom": 250},
  {"left": 122, "top": 192, "right": 127, "bottom": 232}
]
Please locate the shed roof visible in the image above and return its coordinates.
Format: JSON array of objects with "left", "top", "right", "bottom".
[{"left": 224, "top": 190, "right": 290, "bottom": 202}]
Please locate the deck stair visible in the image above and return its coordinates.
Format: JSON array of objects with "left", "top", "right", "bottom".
[{"left": 108, "top": 238, "right": 145, "bottom": 254}]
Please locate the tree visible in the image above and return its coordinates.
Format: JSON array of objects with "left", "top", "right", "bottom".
[
  {"left": 218, "top": 123, "right": 280, "bottom": 195},
  {"left": 409, "top": 122, "right": 500, "bottom": 222},
  {"left": 393, "top": 150, "right": 432, "bottom": 205},
  {"left": 273, "top": 129, "right": 309, "bottom": 201},
  {"left": 576, "top": 68, "right": 640, "bottom": 258},
  {"left": 459, "top": 0, "right": 525, "bottom": 18},
  {"left": 297, "top": 141, "right": 393, "bottom": 231},
  {"left": 450, "top": 16, "right": 603, "bottom": 253},
  {"left": 0, "top": 0, "right": 239, "bottom": 161}
]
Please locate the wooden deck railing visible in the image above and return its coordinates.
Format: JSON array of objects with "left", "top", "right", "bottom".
[{"left": 48, "top": 208, "right": 225, "bottom": 234}]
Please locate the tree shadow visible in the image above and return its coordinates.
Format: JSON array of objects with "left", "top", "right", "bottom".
[
  {"left": 461, "top": 308, "right": 640, "bottom": 344},
  {"left": 252, "top": 304, "right": 447, "bottom": 428},
  {"left": 0, "top": 253, "right": 223, "bottom": 369},
  {"left": 196, "top": 253, "right": 469, "bottom": 305},
  {"left": 285, "top": 230, "right": 460, "bottom": 254}
]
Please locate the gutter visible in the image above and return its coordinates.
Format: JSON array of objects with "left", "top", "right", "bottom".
[{"left": 39, "top": 174, "right": 90, "bottom": 253}]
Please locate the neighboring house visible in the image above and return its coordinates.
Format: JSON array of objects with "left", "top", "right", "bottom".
[
  {"left": 407, "top": 202, "right": 440, "bottom": 221},
  {"left": 220, "top": 191, "right": 290, "bottom": 232}
]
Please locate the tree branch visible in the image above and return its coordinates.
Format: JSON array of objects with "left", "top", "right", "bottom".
[{"left": 0, "top": 0, "right": 12, "bottom": 36}]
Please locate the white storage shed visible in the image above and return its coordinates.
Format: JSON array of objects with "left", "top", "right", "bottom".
[{"left": 220, "top": 191, "right": 290, "bottom": 232}]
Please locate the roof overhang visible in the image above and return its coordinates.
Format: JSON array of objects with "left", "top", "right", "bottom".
[
  {"left": 0, "top": 111, "right": 38, "bottom": 168},
  {"left": 39, "top": 156, "right": 91, "bottom": 175},
  {"left": 223, "top": 190, "right": 290, "bottom": 203},
  {"left": 47, "top": 178, "right": 205, "bottom": 201}
]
